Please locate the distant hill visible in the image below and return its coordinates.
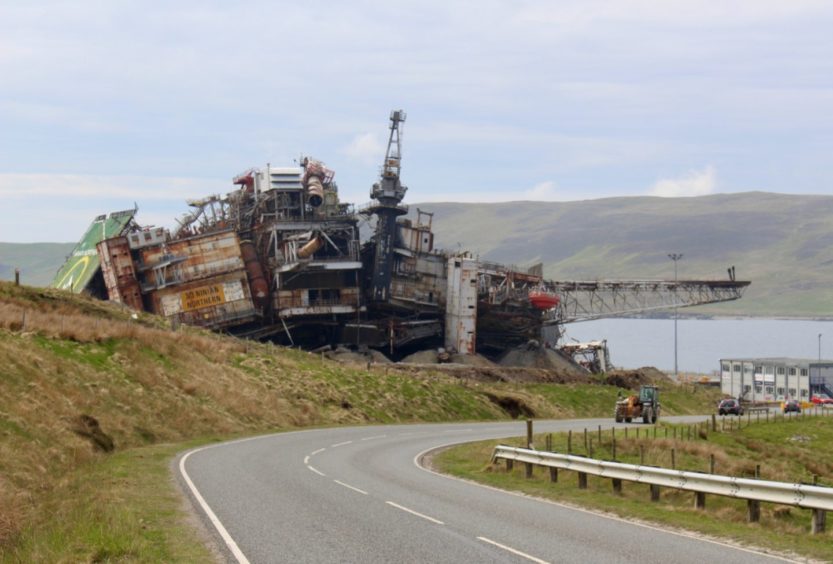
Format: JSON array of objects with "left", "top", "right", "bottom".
[
  {"left": 411, "top": 192, "right": 833, "bottom": 318},
  {"left": 0, "top": 242, "right": 75, "bottom": 287},
  {"left": 3, "top": 192, "right": 832, "bottom": 317}
]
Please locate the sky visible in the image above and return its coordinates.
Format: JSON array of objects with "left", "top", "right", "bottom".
[{"left": 1, "top": 0, "right": 832, "bottom": 242}]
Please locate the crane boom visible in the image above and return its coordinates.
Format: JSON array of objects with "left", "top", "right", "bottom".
[{"left": 545, "top": 279, "right": 750, "bottom": 325}]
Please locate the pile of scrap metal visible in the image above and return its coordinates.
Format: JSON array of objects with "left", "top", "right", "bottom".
[
  {"left": 52, "top": 109, "right": 751, "bottom": 366},
  {"left": 51, "top": 110, "right": 556, "bottom": 360}
]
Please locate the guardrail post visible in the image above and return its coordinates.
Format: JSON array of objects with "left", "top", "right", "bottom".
[
  {"left": 578, "top": 472, "right": 587, "bottom": 489},
  {"left": 812, "top": 509, "right": 826, "bottom": 534},
  {"left": 747, "top": 500, "right": 760, "bottom": 522},
  {"left": 612, "top": 478, "right": 622, "bottom": 494},
  {"left": 549, "top": 467, "right": 558, "bottom": 483},
  {"left": 712, "top": 414, "right": 716, "bottom": 431},
  {"left": 526, "top": 419, "right": 533, "bottom": 449},
  {"left": 525, "top": 461, "right": 533, "bottom": 479},
  {"left": 695, "top": 492, "right": 706, "bottom": 509},
  {"left": 506, "top": 459, "right": 513, "bottom": 471},
  {"left": 650, "top": 484, "right": 660, "bottom": 501},
  {"left": 546, "top": 433, "right": 552, "bottom": 451}
]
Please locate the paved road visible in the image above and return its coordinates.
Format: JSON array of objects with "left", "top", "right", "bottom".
[{"left": 177, "top": 417, "right": 792, "bottom": 564}]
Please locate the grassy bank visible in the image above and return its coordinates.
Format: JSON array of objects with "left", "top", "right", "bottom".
[
  {"left": 0, "top": 282, "right": 721, "bottom": 560},
  {"left": 434, "top": 414, "right": 833, "bottom": 561}
]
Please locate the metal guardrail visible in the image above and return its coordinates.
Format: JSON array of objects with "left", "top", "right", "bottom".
[{"left": 492, "top": 446, "right": 833, "bottom": 512}]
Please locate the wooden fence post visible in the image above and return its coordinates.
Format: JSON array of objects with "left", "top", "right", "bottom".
[
  {"left": 567, "top": 430, "right": 572, "bottom": 453},
  {"left": 506, "top": 459, "right": 513, "bottom": 471},
  {"left": 549, "top": 467, "right": 558, "bottom": 483},
  {"left": 695, "top": 492, "right": 706, "bottom": 509},
  {"left": 578, "top": 472, "right": 588, "bottom": 489},
  {"left": 526, "top": 419, "right": 533, "bottom": 449},
  {"left": 612, "top": 478, "right": 622, "bottom": 494},
  {"left": 650, "top": 484, "right": 660, "bottom": 501}
]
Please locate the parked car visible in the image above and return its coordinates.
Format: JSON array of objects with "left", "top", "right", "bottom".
[
  {"left": 718, "top": 398, "right": 744, "bottom": 416},
  {"left": 783, "top": 399, "right": 802, "bottom": 414},
  {"left": 810, "top": 393, "right": 833, "bottom": 405}
]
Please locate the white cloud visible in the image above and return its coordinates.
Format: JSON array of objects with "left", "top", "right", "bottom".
[
  {"left": 523, "top": 181, "right": 559, "bottom": 200},
  {"left": 0, "top": 173, "right": 226, "bottom": 201},
  {"left": 650, "top": 166, "right": 717, "bottom": 197},
  {"left": 341, "top": 133, "right": 386, "bottom": 165}
]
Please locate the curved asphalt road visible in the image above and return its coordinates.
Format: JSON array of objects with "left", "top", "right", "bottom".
[{"left": 176, "top": 417, "right": 792, "bottom": 564}]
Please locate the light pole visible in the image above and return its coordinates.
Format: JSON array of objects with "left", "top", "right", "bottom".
[
  {"left": 668, "top": 253, "right": 683, "bottom": 379},
  {"left": 819, "top": 333, "right": 822, "bottom": 363}
]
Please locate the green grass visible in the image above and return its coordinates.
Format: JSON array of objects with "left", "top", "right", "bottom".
[
  {"left": 2, "top": 442, "right": 217, "bottom": 564},
  {"left": 434, "top": 413, "right": 833, "bottom": 561}
]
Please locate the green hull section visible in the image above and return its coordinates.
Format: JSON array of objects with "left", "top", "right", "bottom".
[{"left": 50, "top": 210, "right": 136, "bottom": 293}]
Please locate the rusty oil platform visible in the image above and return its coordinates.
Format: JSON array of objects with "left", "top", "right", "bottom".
[{"left": 51, "top": 110, "right": 751, "bottom": 363}]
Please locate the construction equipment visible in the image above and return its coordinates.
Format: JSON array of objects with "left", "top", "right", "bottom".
[{"left": 614, "top": 385, "right": 660, "bottom": 424}]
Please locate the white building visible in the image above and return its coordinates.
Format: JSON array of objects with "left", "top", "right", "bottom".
[{"left": 720, "top": 357, "right": 833, "bottom": 402}]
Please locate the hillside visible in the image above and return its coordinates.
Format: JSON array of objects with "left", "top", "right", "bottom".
[
  {"left": 412, "top": 192, "right": 833, "bottom": 317},
  {"left": 0, "top": 281, "right": 720, "bottom": 560},
  {"left": 0, "top": 243, "right": 74, "bottom": 288}
]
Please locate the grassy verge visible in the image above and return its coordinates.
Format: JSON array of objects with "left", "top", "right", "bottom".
[
  {"left": 434, "top": 414, "right": 833, "bottom": 561},
  {"left": 1, "top": 441, "right": 218, "bottom": 563}
]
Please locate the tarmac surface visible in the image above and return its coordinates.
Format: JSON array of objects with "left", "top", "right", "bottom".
[{"left": 177, "top": 417, "right": 795, "bottom": 564}]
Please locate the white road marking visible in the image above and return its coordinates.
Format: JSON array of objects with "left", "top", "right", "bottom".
[
  {"left": 477, "top": 537, "right": 549, "bottom": 564},
  {"left": 303, "top": 456, "right": 310, "bottom": 464},
  {"left": 385, "top": 501, "right": 444, "bottom": 525},
  {"left": 180, "top": 449, "right": 251, "bottom": 564},
  {"left": 310, "top": 448, "right": 325, "bottom": 456},
  {"left": 331, "top": 440, "right": 353, "bottom": 448},
  {"left": 334, "top": 480, "right": 368, "bottom": 495},
  {"left": 307, "top": 465, "right": 326, "bottom": 477},
  {"left": 361, "top": 434, "right": 387, "bottom": 441}
]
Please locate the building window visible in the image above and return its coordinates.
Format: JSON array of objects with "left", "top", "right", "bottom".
[
  {"left": 743, "top": 385, "right": 751, "bottom": 393},
  {"left": 777, "top": 387, "right": 784, "bottom": 396},
  {"left": 777, "top": 367, "right": 785, "bottom": 375},
  {"left": 765, "top": 386, "right": 774, "bottom": 394},
  {"left": 765, "top": 366, "right": 774, "bottom": 375},
  {"left": 789, "top": 368, "right": 797, "bottom": 376},
  {"left": 800, "top": 389, "right": 808, "bottom": 397},
  {"left": 801, "top": 369, "right": 808, "bottom": 376},
  {"left": 733, "top": 364, "right": 741, "bottom": 372},
  {"left": 789, "top": 388, "right": 797, "bottom": 397},
  {"left": 754, "top": 384, "right": 763, "bottom": 393},
  {"left": 722, "top": 363, "right": 730, "bottom": 372}
]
